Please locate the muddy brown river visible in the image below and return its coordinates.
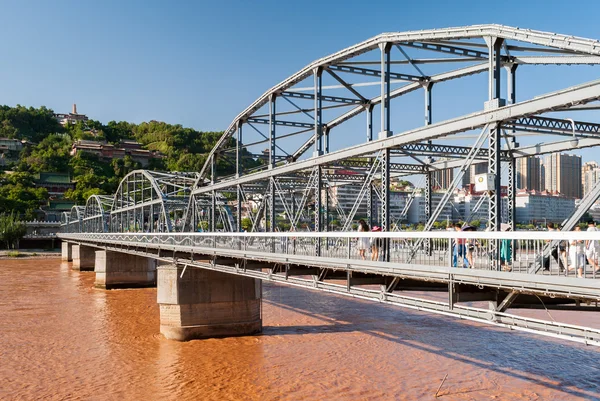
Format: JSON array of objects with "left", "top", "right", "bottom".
[{"left": 1, "top": 258, "right": 599, "bottom": 400}]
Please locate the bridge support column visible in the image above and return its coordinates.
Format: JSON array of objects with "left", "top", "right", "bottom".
[
  {"left": 94, "top": 250, "right": 157, "bottom": 289},
  {"left": 61, "top": 241, "right": 72, "bottom": 262},
  {"left": 157, "top": 264, "right": 262, "bottom": 341},
  {"left": 71, "top": 244, "right": 95, "bottom": 271}
]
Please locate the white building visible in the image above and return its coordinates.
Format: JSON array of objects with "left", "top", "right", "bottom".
[
  {"left": 406, "top": 191, "right": 453, "bottom": 224},
  {"left": 582, "top": 161, "right": 600, "bottom": 197},
  {"left": 515, "top": 189, "right": 575, "bottom": 224},
  {"left": 452, "top": 192, "right": 508, "bottom": 223}
]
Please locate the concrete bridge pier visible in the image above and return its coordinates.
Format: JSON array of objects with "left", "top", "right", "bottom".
[
  {"left": 61, "top": 241, "right": 72, "bottom": 262},
  {"left": 157, "top": 264, "right": 262, "bottom": 341},
  {"left": 71, "top": 244, "right": 95, "bottom": 271},
  {"left": 94, "top": 250, "right": 157, "bottom": 289}
]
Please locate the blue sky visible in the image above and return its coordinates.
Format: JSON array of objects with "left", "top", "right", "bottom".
[{"left": 1, "top": 0, "right": 600, "bottom": 160}]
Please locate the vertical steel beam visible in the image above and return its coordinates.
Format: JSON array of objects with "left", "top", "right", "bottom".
[
  {"left": 314, "top": 67, "right": 323, "bottom": 156},
  {"left": 237, "top": 185, "right": 242, "bottom": 232},
  {"left": 366, "top": 104, "right": 374, "bottom": 228},
  {"left": 424, "top": 82, "right": 433, "bottom": 126},
  {"left": 210, "top": 155, "right": 216, "bottom": 232},
  {"left": 269, "top": 94, "right": 276, "bottom": 168},
  {"left": 269, "top": 178, "right": 276, "bottom": 232},
  {"left": 324, "top": 181, "right": 329, "bottom": 232},
  {"left": 487, "top": 37, "right": 504, "bottom": 268},
  {"left": 379, "top": 42, "right": 392, "bottom": 261},
  {"left": 315, "top": 166, "right": 322, "bottom": 256},
  {"left": 380, "top": 43, "right": 392, "bottom": 135},
  {"left": 236, "top": 121, "right": 243, "bottom": 178},
  {"left": 424, "top": 82, "right": 433, "bottom": 235},
  {"left": 507, "top": 64, "right": 517, "bottom": 231}
]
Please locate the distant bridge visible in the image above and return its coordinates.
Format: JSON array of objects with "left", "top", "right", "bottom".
[{"left": 59, "top": 24, "right": 600, "bottom": 345}]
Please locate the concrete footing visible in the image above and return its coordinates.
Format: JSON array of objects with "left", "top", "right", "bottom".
[
  {"left": 72, "top": 244, "right": 95, "bottom": 271},
  {"left": 157, "top": 264, "right": 262, "bottom": 341},
  {"left": 94, "top": 250, "right": 157, "bottom": 289},
  {"left": 61, "top": 242, "right": 72, "bottom": 262}
]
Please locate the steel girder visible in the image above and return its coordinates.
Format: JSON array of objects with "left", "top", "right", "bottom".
[
  {"left": 83, "top": 195, "right": 112, "bottom": 233},
  {"left": 192, "top": 76, "right": 600, "bottom": 196},
  {"left": 111, "top": 170, "right": 197, "bottom": 233},
  {"left": 200, "top": 24, "right": 600, "bottom": 179},
  {"left": 503, "top": 116, "right": 600, "bottom": 136}
]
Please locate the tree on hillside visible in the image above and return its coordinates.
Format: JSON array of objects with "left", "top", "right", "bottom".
[
  {"left": 0, "top": 105, "right": 63, "bottom": 142},
  {"left": 24, "top": 134, "right": 72, "bottom": 172},
  {"left": 0, "top": 212, "right": 26, "bottom": 249},
  {"left": 0, "top": 172, "right": 47, "bottom": 219}
]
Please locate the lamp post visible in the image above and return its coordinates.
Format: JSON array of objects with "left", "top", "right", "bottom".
[{"left": 567, "top": 118, "right": 578, "bottom": 148}]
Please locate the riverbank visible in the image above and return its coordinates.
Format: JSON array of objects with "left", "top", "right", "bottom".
[{"left": 0, "top": 250, "right": 60, "bottom": 259}]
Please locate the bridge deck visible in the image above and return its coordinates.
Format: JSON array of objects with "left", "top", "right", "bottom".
[{"left": 59, "top": 231, "right": 600, "bottom": 346}]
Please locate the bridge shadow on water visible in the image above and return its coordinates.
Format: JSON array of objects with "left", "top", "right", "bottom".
[{"left": 262, "top": 283, "right": 600, "bottom": 399}]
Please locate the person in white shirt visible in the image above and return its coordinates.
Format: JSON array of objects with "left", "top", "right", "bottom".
[
  {"left": 586, "top": 221, "right": 600, "bottom": 274},
  {"left": 569, "top": 226, "right": 585, "bottom": 278},
  {"left": 357, "top": 219, "right": 370, "bottom": 260}
]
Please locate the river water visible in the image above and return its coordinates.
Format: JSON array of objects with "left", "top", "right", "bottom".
[{"left": 1, "top": 258, "right": 599, "bottom": 401}]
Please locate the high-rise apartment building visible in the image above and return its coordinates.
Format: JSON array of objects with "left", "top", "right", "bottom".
[
  {"left": 462, "top": 162, "right": 487, "bottom": 188},
  {"left": 582, "top": 161, "right": 600, "bottom": 196},
  {"left": 542, "top": 153, "right": 582, "bottom": 198},
  {"left": 431, "top": 168, "right": 454, "bottom": 190},
  {"left": 516, "top": 156, "right": 542, "bottom": 191}
]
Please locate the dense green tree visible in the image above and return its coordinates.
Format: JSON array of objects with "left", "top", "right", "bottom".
[
  {"left": 25, "top": 134, "right": 72, "bottom": 172},
  {"left": 0, "top": 212, "right": 27, "bottom": 249},
  {"left": 0, "top": 172, "right": 48, "bottom": 219},
  {"left": 0, "top": 105, "right": 63, "bottom": 142}
]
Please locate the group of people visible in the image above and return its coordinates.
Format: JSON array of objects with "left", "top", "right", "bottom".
[
  {"left": 356, "top": 219, "right": 384, "bottom": 261},
  {"left": 450, "top": 223, "right": 512, "bottom": 270},
  {"left": 546, "top": 221, "right": 600, "bottom": 278}
]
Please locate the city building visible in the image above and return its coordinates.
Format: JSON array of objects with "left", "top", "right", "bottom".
[
  {"left": 452, "top": 186, "right": 508, "bottom": 224},
  {"left": 54, "top": 104, "right": 89, "bottom": 126},
  {"left": 462, "top": 162, "right": 487, "bottom": 188},
  {"left": 34, "top": 172, "right": 76, "bottom": 197},
  {"left": 542, "top": 153, "right": 582, "bottom": 199},
  {"left": 582, "top": 161, "right": 600, "bottom": 196},
  {"left": 516, "top": 156, "right": 542, "bottom": 191},
  {"left": 431, "top": 168, "right": 454, "bottom": 190},
  {"left": 71, "top": 139, "right": 163, "bottom": 167},
  {"left": 515, "top": 189, "right": 575, "bottom": 224},
  {"left": 406, "top": 190, "right": 454, "bottom": 224}
]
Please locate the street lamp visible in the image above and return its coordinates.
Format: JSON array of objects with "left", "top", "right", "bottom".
[{"left": 566, "top": 118, "right": 578, "bottom": 148}]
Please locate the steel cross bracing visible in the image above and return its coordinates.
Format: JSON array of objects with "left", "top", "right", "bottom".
[
  {"left": 200, "top": 24, "right": 600, "bottom": 179},
  {"left": 528, "top": 178, "right": 600, "bottom": 275},
  {"left": 404, "top": 125, "right": 491, "bottom": 264}
]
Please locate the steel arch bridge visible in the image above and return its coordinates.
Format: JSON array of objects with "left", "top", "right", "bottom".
[
  {"left": 58, "top": 25, "right": 600, "bottom": 345},
  {"left": 109, "top": 170, "right": 198, "bottom": 233},
  {"left": 185, "top": 24, "right": 600, "bottom": 253},
  {"left": 83, "top": 195, "right": 112, "bottom": 233}
]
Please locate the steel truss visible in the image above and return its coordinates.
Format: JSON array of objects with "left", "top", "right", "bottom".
[
  {"left": 111, "top": 170, "right": 197, "bottom": 233},
  {"left": 62, "top": 24, "right": 600, "bottom": 347},
  {"left": 83, "top": 195, "right": 112, "bottom": 233}
]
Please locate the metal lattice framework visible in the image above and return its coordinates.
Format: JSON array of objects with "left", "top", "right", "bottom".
[
  {"left": 58, "top": 25, "right": 600, "bottom": 346},
  {"left": 83, "top": 195, "right": 113, "bottom": 233},
  {"left": 110, "top": 170, "right": 198, "bottom": 233},
  {"left": 180, "top": 24, "right": 600, "bottom": 260}
]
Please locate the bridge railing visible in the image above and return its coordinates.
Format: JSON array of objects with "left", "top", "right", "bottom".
[{"left": 60, "top": 230, "right": 600, "bottom": 279}]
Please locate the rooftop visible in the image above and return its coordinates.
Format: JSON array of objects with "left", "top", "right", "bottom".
[{"left": 35, "top": 172, "right": 73, "bottom": 184}]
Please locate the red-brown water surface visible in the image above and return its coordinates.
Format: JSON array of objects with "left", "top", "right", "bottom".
[{"left": 1, "top": 258, "right": 599, "bottom": 400}]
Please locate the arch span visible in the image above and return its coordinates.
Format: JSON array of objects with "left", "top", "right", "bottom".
[
  {"left": 110, "top": 170, "right": 198, "bottom": 233},
  {"left": 83, "top": 195, "right": 113, "bottom": 233}
]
